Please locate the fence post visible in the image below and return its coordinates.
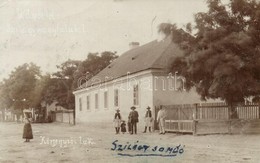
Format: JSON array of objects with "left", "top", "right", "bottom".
[
  {"left": 193, "top": 120, "right": 197, "bottom": 135},
  {"left": 227, "top": 104, "right": 232, "bottom": 134},
  {"left": 73, "top": 108, "right": 76, "bottom": 125},
  {"left": 228, "top": 104, "right": 231, "bottom": 120},
  {"left": 193, "top": 104, "right": 198, "bottom": 135}
]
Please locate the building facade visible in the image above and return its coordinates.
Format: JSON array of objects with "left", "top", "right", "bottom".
[{"left": 73, "top": 36, "right": 213, "bottom": 128}]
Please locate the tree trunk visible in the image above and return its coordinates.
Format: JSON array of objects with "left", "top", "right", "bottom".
[
  {"left": 229, "top": 103, "right": 238, "bottom": 119},
  {"left": 73, "top": 108, "right": 76, "bottom": 125}
]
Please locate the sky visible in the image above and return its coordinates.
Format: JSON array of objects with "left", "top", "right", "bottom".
[{"left": 0, "top": 0, "right": 209, "bottom": 81}]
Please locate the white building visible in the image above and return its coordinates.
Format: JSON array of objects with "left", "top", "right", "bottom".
[{"left": 73, "top": 37, "right": 207, "bottom": 128}]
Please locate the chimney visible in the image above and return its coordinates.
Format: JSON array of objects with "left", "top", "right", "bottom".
[{"left": 129, "top": 42, "right": 140, "bottom": 50}]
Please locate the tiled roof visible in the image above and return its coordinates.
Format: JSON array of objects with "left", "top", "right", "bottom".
[{"left": 81, "top": 36, "right": 184, "bottom": 88}]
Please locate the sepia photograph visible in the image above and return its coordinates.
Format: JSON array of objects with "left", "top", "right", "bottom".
[{"left": 0, "top": 0, "right": 260, "bottom": 162}]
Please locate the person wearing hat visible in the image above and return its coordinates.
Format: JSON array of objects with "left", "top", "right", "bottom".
[
  {"left": 128, "top": 106, "right": 139, "bottom": 134},
  {"left": 143, "top": 106, "right": 153, "bottom": 133},
  {"left": 113, "top": 109, "right": 121, "bottom": 134},
  {"left": 157, "top": 106, "right": 166, "bottom": 134}
]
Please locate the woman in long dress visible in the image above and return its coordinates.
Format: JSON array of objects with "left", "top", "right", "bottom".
[{"left": 23, "top": 118, "right": 33, "bottom": 142}]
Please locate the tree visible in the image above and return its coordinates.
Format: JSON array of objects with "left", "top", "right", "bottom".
[
  {"left": 0, "top": 63, "right": 42, "bottom": 115},
  {"left": 0, "top": 51, "right": 117, "bottom": 121},
  {"left": 0, "top": 82, "right": 13, "bottom": 120},
  {"left": 40, "top": 52, "right": 117, "bottom": 124},
  {"left": 42, "top": 59, "right": 81, "bottom": 110},
  {"left": 159, "top": 0, "right": 260, "bottom": 118},
  {"left": 73, "top": 51, "right": 118, "bottom": 89}
]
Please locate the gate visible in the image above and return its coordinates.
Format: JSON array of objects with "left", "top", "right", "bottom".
[{"left": 155, "top": 104, "right": 195, "bottom": 133}]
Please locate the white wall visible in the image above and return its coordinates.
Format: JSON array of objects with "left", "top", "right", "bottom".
[
  {"left": 152, "top": 75, "right": 221, "bottom": 106},
  {"left": 74, "top": 71, "right": 154, "bottom": 130},
  {"left": 74, "top": 70, "right": 222, "bottom": 126}
]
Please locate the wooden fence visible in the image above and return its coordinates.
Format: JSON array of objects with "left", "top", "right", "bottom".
[
  {"left": 54, "top": 110, "right": 74, "bottom": 125},
  {"left": 195, "top": 103, "right": 229, "bottom": 120},
  {"left": 156, "top": 102, "right": 260, "bottom": 135},
  {"left": 236, "top": 103, "right": 260, "bottom": 119}
]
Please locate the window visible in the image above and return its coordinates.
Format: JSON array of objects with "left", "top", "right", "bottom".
[
  {"left": 114, "top": 89, "right": 119, "bottom": 107},
  {"left": 95, "top": 93, "right": 99, "bottom": 109},
  {"left": 79, "top": 98, "right": 82, "bottom": 111},
  {"left": 104, "top": 91, "right": 108, "bottom": 109},
  {"left": 86, "top": 95, "right": 90, "bottom": 110},
  {"left": 133, "top": 84, "right": 139, "bottom": 106}
]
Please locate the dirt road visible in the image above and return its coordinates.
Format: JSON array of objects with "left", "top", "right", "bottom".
[{"left": 0, "top": 122, "right": 259, "bottom": 163}]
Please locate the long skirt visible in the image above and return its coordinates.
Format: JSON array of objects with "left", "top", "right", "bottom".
[{"left": 23, "top": 123, "right": 33, "bottom": 139}]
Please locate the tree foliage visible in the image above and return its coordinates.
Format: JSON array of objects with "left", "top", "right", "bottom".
[
  {"left": 41, "top": 60, "right": 80, "bottom": 110},
  {"left": 159, "top": 0, "right": 260, "bottom": 117},
  {"left": 73, "top": 51, "right": 118, "bottom": 89},
  {"left": 42, "top": 51, "right": 117, "bottom": 110},
  {"left": 0, "top": 63, "right": 41, "bottom": 112},
  {"left": 0, "top": 51, "right": 118, "bottom": 114}
]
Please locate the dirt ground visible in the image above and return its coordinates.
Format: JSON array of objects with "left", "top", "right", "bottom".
[{"left": 0, "top": 122, "right": 260, "bottom": 163}]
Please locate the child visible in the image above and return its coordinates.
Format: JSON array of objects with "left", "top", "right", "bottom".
[
  {"left": 121, "top": 121, "right": 126, "bottom": 134},
  {"left": 23, "top": 117, "right": 33, "bottom": 142}
]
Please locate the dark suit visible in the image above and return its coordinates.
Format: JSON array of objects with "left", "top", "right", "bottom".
[{"left": 129, "top": 110, "right": 139, "bottom": 134}]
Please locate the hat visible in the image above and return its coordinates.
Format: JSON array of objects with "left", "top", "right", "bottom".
[
  {"left": 131, "top": 106, "right": 136, "bottom": 110},
  {"left": 147, "top": 106, "right": 151, "bottom": 110}
]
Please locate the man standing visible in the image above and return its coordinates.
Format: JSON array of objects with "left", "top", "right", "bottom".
[
  {"left": 129, "top": 106, "right": 139, "bottom": 134},
  {"left": 143, "top": 106, "right": 153, "bottom": 133},
  {"left": 157, "top": 106, "right": 166, "bottom": 134}
]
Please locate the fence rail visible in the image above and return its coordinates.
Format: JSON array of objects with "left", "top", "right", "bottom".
[
  {"left": 157, "top": 102, "right": 260, "bottom": 135},
  {"left": 165, "top": 120, "right": 193, "bottom": 133}
]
